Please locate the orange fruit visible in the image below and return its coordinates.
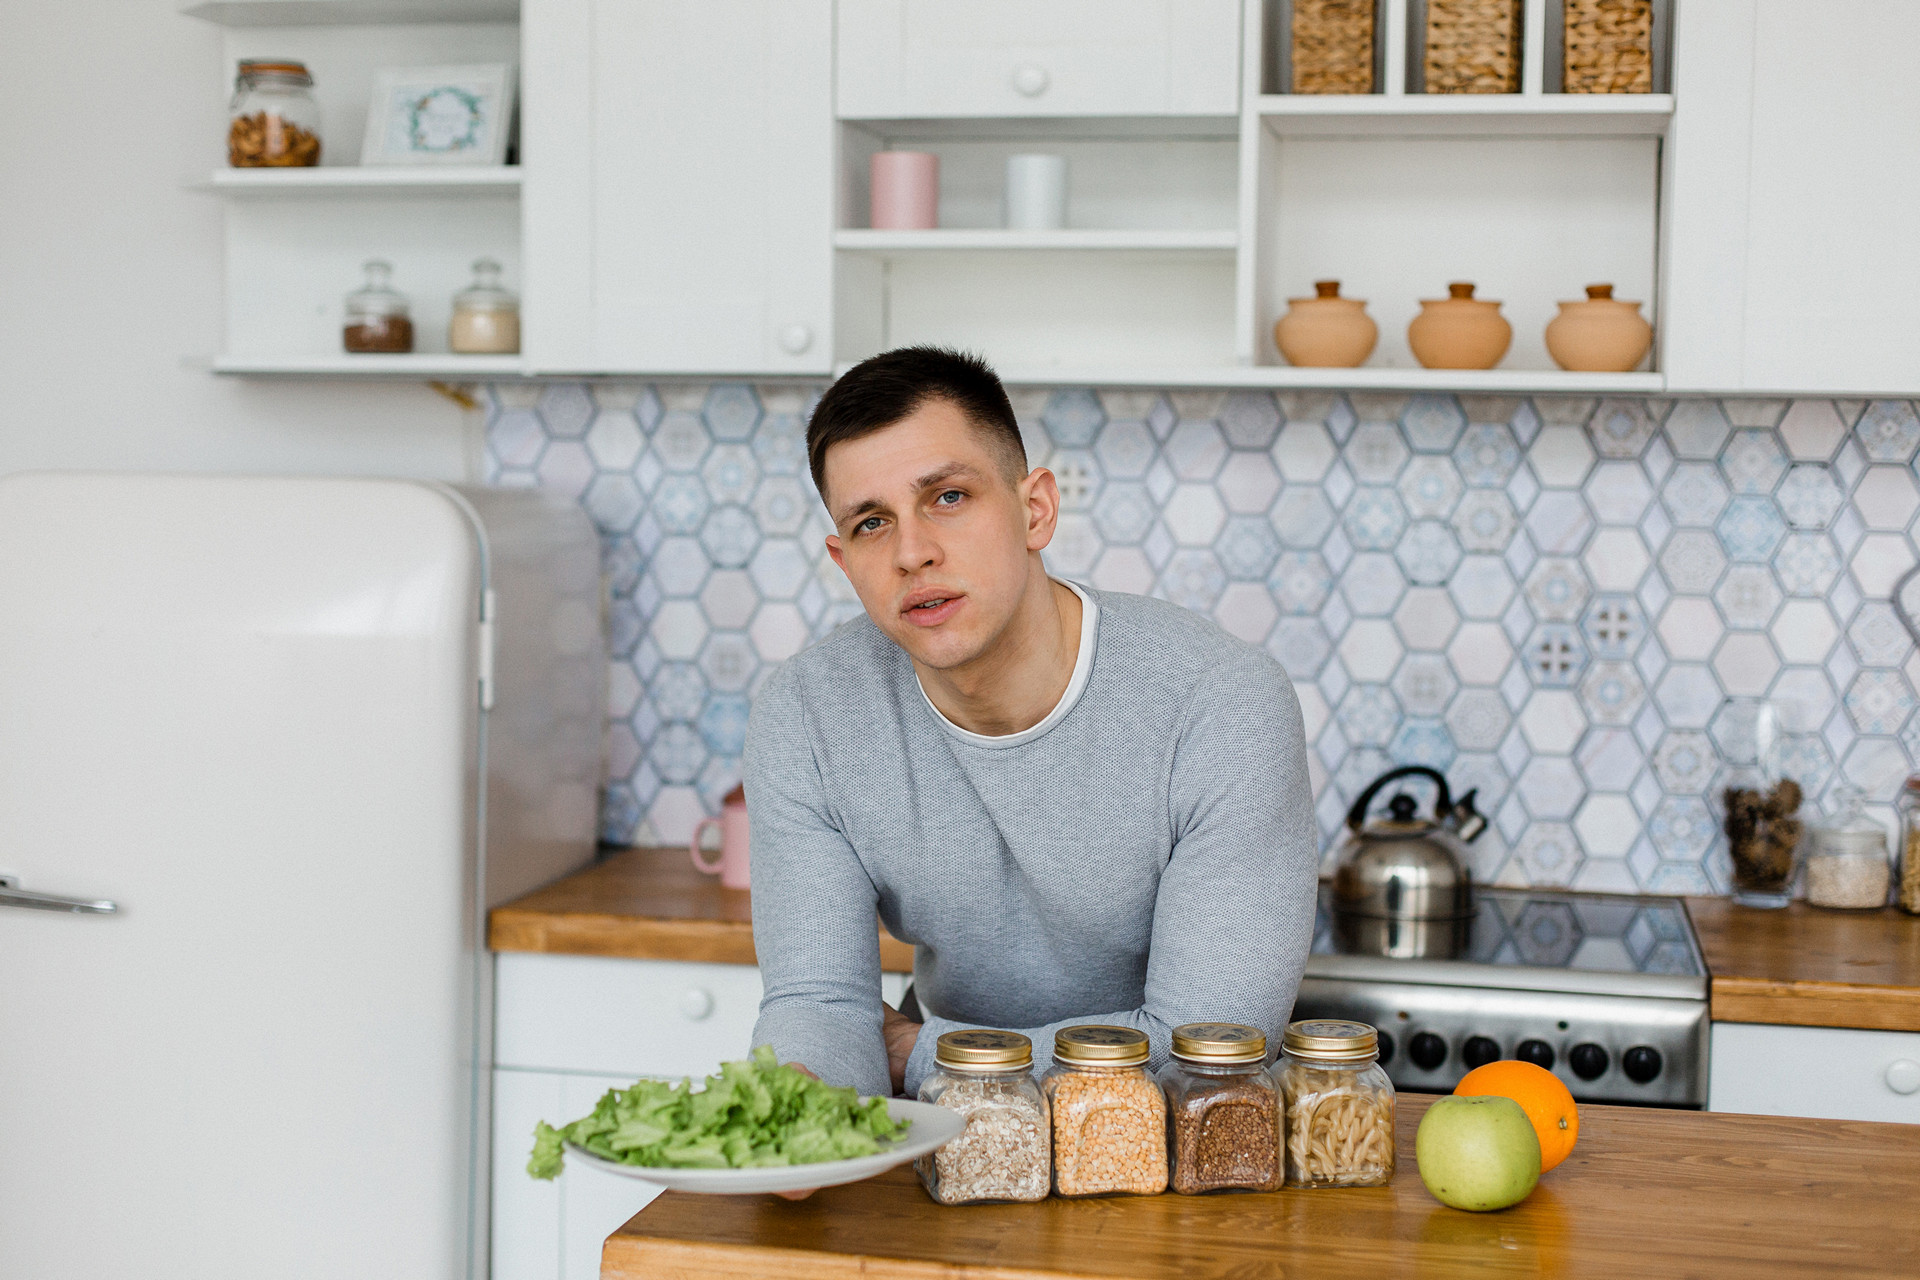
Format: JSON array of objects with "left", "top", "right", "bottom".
[{"left": 1454, "top": 1060, "right": 1578, "bottom": 1173}]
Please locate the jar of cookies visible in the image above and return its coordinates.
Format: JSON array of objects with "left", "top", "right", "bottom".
[
  {"left": 1274, "top": 1019, "right": 1394, "bottom": 1188},
  {"left": 1040, "top": 1025, "right": 1167, "bottom": 1197},
  {"left": 228, "top": 60, "right": 321, "bottom": 167}
]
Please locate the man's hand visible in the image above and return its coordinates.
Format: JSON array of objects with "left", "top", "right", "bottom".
[{"left": 883, "top": 1001, "right": 921, "bottom": 1096}]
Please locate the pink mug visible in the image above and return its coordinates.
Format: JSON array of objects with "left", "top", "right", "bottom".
[
  {"left": 690, "top": 783, "right": 751, "bottom": 890},
  {"left": 870, "top": 150, "right": 939, "bottom": 230}
]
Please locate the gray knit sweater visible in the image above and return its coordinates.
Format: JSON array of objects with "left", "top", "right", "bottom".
[{"left": 743, "top": 585, "right": 1318, "bottom": 1097}]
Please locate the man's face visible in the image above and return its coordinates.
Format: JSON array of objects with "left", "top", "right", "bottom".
[{"left": 822, "top": 399, "right": 1055, "bottom": 672}]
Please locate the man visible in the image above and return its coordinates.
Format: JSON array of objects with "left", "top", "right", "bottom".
[{"left": 745, "top": 346, "right": 1317, "bottom": 1101}]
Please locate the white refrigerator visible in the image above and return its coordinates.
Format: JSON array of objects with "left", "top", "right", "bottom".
[{"left": 0, "top": 473, "right": 604, "bottom": 1280}]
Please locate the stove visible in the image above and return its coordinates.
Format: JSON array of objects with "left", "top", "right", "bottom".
[{"left": 1291, "top": 886, "right": 1710, "bottom": 1108}]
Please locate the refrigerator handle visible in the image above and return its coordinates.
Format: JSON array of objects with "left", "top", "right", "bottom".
[{"left": 0, "top": 882, "right": 119, "bottom": 915}]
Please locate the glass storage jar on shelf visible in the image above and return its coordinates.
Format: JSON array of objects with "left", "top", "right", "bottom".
[
  {"left": 449, "top": 259, "right": 520, "bottom": 354},
  {"left": 1040, "top": 1025, "right": 1166, "bottom": 1197},
  {"left": 1157, "top": 1023, "right": 1281, "bottom": 1194},
  {"left": 1805, "top": 785, "right": 1891, "bottom": 910},
  {"left": 1274, "top": 1020, "right": 1394, "bottom": 1189},
  {"left": 915, "top": 1030, "right": 1049, "bottom": 1205},
  {"left": 1898, "top": 777, "right": 1920, "bottom": 914},
  {"left": 228, "top": 60, "right": 321, "bottom": 167},
  {"left": 342, "top": 260, "right": 413, "bottom": 354}
]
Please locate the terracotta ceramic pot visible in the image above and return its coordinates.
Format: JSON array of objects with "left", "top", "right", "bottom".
[
  {"left": 1544, "top": 284, "right": 1653, "bottom": 372},
  {"left": 1407, "top": 282, "right": 1511, "bottom": 370},
  {"left": 1274, "top": 280, "right": 1378, "bottom": 368}
]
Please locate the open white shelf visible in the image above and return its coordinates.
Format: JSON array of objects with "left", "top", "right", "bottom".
[
  {"left": 182, "top": 0, "right": 516, "bottom": 25},
  {"left": 213, "top": 353, "right": 524, "bottom": 377},
  {"left": 1256, "top": 93, "right": 1674, "bottom": 137},
  {"left": 834, "top": 228, "right": 1237, "bottom": 253},
  {"left": 977, "top": 366, "right": 1665, "bottom": 392},
  {"left": 204, "top": 166, "right": 523, "bottom": 197}
]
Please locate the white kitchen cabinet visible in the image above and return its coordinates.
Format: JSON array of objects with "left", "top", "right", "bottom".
[
  {"left": 522, "top": 0, "right": 834, "bottom": 374},
  {"left": 491, "top": 952, "right": 908, "bottom": 1280},
  {"left": 835, "top": 0, "right": 1241, "bottom": 120},
  {"left": 1661, "top": 0, "right": 1920, "bottom": 394},
  {"left": 1708, "top": 1022, "right": 1920, "bottom": 1124}
]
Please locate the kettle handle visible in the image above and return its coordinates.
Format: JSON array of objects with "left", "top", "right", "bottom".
[{"left": 1345, "top": 765, "right": 1451, "bottom": 832}]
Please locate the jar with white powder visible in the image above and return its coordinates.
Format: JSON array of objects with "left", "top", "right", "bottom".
[
  {"left": 915, "top": 1030, "right": 1050, "bottom": 1204},
  {"left": 448, "top": 258, "right": 520, "bottom": 354},
  {"left": 1805, "top": 786, "right": 1891, "bottom": 910}
]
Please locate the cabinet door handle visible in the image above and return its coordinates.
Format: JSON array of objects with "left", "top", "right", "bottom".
[
  {"left": 680, "top": 988, "right": 716, "bottom": 1022},
  {"left": 1887, "top": 1059, "right": 1920, "bottom": 1096},
  {"left": 1009, "top": 63, "right": 1050, "bottom": 97},
  {"left": 0, "top": 885, "right": 118, "bottom": 914},
  {"left": 778, "top": 324, "right": 814, "bottom": 356}
]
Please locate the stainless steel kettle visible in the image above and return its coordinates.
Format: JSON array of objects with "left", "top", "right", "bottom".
[{"left": 1330, "top": 766, "right": 1486, "bottom": 955}]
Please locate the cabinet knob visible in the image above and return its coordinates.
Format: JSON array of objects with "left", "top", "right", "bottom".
[
  {"left": 1010, "top": 63, "right": 1050, "bottom": 97},
  {"left": 1888, "top": 1059, "right": 1920, "bottom": 1095},
  {"left": 778, "top": 323, "right": 814, "bottom": 355},
  {"left": 680, "top": 987, "right": 715, "bottom": 1022}
]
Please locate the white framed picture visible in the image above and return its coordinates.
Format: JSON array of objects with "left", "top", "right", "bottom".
[{"left": 360, "top": 64, "right": 516, "bottom": 167}]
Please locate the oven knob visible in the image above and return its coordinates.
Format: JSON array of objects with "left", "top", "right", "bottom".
[
  {"left": 1409, "top": 1032, "right": 1447, "bottom": 1070},
  {"left": 1462, "top": 1036, "right": 1501, "bottom": 1069},
  {"left": 1377, "top": 1031, "right": 1395, "bottom": 1066},
  {"left": 1569, "top": 1043, "right": 1609, "bottom": 1080},
  {"left": 1516, "top": 1039, "right": 1555, "bottom": 1070},
  {"left": 1622, "top": 1045, "right": 1663, "bottom": 1084}
]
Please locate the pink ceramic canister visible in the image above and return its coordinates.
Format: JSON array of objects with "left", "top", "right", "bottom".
[
  {"left": 690, "top": 783, "right": 752, "bottom": 890},
  {"left": 870, "top": 150, "right": 940, "bottom": 230}
]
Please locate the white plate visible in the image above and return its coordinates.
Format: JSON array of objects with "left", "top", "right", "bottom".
[{"left": 563, "top": 1098, "right": 965, "bottom": 1195}]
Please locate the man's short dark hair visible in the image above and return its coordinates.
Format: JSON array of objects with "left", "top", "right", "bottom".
[{"left": 806, "top": 346, "right": 1026, "bottom": 500}]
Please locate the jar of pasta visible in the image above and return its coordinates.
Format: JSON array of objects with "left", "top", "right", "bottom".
[
  {"left": 1158, "top": 1023, "right": 1281, "bottom": 1194},
  {"left": 228, "top": 60, "right": 321, "bottom": 167},
  {"left": 915, "top": 1030, "right": 1050, "bottom": 1205},
  {"left": 1275, "top": 1019, "right": 1394, "bottom": 1188},
  {"left": 1040, "top": 1025, "right": 1166, "bottom": 1197}
]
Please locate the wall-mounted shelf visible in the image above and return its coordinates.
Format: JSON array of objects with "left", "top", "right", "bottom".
[
  {"left": 971, "top": 366, "right": 1666, "bottom": 392},
  {"left": 203, "top": 167, "right": 523, "bottom": 197},
  {"left": 1255, "top": 93, "right": 1673, "bottom": 137},
  {"left": 213, "top": 354, "right": 524, "bottom": 377},
  {"left": 834, "top": 228, "right": 1237, "bottom": 253},
  {"left": 181, "top": 0, "right": 517, "bottom": 26}
]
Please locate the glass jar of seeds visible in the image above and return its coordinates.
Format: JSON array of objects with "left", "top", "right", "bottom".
[
  {"left": 1274, "top": 1020, "right": 1395, "bottom": 1189},
  {"left": 1157, "top": 1023, "right": 1281, "bottom": 1194},
  {"left": 1040, "top": 1025, "right": 1167, "bottom": 1197},
  {"left": 915, "top": 1030, "right": 1050, "bottom": 1205}
]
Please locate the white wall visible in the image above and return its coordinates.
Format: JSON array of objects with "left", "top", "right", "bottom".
[{"left": 0, "top": 0, "right": 475, "bottom": 479}]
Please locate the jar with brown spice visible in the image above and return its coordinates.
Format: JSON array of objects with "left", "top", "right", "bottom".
[
  {"left": 1274, "top": 1020, "right": 1394, "bottom": 1189},
  {"left": 1157, "top": 1023, "right": 1281, "bottom": 1194},
  {"left": 1898, "top": 776, "right": 1920, "bottom": 915},
  {"left": 228, "top": 60, "right": 321, "bottom": 167},
  {"left": 1040, "top": 1025, "right": 1167, "bottom": 1197},
  {"left": 342, "top": 260, "right": 413, "bottom": 354},
  {"left": 915, "top": 1030, "right": 1050, "bottom": 1205}
]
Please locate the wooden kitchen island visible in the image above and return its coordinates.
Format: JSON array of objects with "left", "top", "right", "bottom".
[{"left": 600, "top": 1093, "right": 1919, "bottom": 1280}]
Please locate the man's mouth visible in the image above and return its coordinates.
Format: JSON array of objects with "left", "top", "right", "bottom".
[{"left": 901, "top": 592, "right": 964, "bottom": 627}]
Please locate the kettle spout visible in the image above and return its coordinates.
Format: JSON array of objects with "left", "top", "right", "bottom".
[{"left": 1446, "top": 788, "right": 1488, "bottom": 844}]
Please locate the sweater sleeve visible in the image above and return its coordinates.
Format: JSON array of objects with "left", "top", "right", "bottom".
[
  {"left": 900, "top": 652, "right": 1320, "bottom": 1093},
  {"left": 743, "top": 660, "right": 893, "bottom": 1098}
]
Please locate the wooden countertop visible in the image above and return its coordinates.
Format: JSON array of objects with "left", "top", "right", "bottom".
[
  {"left": 488, "top": 849, "right": 1920, "bottom": 1030},
  {"left": 487, "top": 846, "right": 915, "bottom": 973},
  {"left": 601, "top": 1093, "right": 1920, "bottom": 1280},
  {"left": 1686, "top": 896, "right": 1920, "bottom": 1033}
]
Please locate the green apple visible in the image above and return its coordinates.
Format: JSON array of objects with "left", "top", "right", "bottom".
[{"left": 1415, "top": 1095, "right": 1542, "bottom": 1212}]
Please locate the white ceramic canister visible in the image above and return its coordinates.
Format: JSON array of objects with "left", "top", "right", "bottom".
[{"left": 1004, "top": 154, "right": 1068, "bottom": 231}]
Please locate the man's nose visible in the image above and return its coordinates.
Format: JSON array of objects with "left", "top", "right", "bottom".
[{"left": 894, "top": 511, "right": 942, "bottom": 572}]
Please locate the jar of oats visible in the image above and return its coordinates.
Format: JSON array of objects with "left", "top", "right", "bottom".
[
  {"left": 1806, "top": 786, "right": 1891, "bottom": 910},
  {"left": 1275, "top": 1020, "right": 1394, "bottom": 1189},
  {"left": 915, "top": 1030, "right": 1050, "bottom": 1205},
  {"left": 1041, "top": 1025, "right": 1167, "bottom": 1197},
  {"left": 1158, "top": 1023, "right": 1282, "bottom": 1194}
]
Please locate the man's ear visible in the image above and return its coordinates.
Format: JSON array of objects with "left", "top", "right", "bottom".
[
  {"left": 1021, "top": 467, "right": 1061, "bottom": 553},
  {"left": 825, "top": 533, "right": 845, "bottom": 572}
]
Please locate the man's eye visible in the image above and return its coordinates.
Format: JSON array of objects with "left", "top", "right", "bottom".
[
  {"left": 857, "top": 516, "right": 884, "bottom": 534},
  {"left": 935, "top": 490, "right": 963, "bottom": 506}
]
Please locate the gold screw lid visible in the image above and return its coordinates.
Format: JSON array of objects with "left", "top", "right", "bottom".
[
  {"left": 934, "top": 1029, "right": 1032, "bottom": 1070},
  {"left": 1052, "top": 1024, "right": 1149, "bottom": 1066},
  {"left": 1171, "top": 1022, "right": 1267, "bottom": 1063},
  {"left": 1283, "top": 1019, "right": 1380, "bottom": 1063}
]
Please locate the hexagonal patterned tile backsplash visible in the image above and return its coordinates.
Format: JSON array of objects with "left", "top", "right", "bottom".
[{"left": 485, "top": 383, "right": 1920, "bottom": 897}]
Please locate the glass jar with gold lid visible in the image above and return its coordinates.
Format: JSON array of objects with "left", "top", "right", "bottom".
[
  {"left": 915, "top": 1030, "right": 1049, "bottom": 1204},
  {"left": 1274, "top": 1019, "right": 1394, "bottom": 1188},
  {"left": 1039, "top": 1025, "right": 1167, "bottom": 1197},
  {"left": 1157, "top": 1022, "right": 1282, "bottom": 1194}
]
